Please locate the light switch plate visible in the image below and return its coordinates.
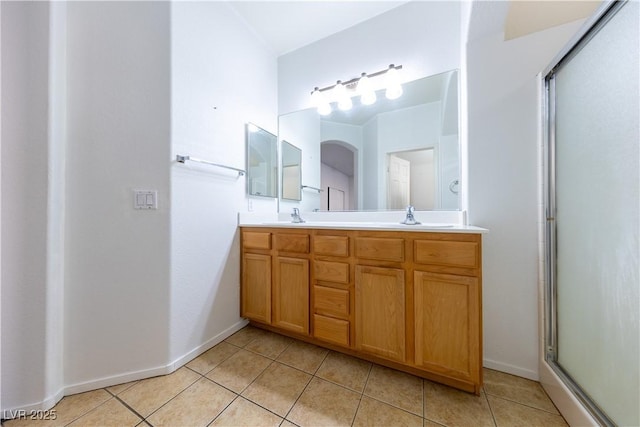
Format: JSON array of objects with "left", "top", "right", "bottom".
[{"left": 134, "top": 190, "right": 157, "bottom": 210}]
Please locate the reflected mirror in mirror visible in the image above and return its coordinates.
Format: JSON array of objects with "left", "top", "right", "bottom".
[
  {"left": 246, "top": 123, "right": 278, "bottom": 198},
  {"left": 281, "top": 140, "right": 302, "bottom": 201},
  {"left": 279, "top": 69, "right": 460, "bottom": 212}
]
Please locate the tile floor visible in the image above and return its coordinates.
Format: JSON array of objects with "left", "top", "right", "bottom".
[{"left": 3, "top": 326, "right": 568, "bottom": 427}]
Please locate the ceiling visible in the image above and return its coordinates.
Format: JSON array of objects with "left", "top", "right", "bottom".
[
  {"left": 228, "top": 1, "right": 409, "bottom": 56},
  {"left": 230, "top": 1, "right": 601, "bottom": 56}
]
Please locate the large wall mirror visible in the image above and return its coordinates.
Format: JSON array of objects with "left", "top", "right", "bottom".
[
  {"left": 246, "top": 123, "right": 278, "bottom": 198},
  {"left": 279, "top": 69, "right": 460, "bottom": 211}
]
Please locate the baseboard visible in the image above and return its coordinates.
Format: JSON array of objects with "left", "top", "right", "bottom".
[
  {"left": 3, "top": 319, "right": 249, "bottom": 419},
  {"left": 167, "top": 319, "right": 249, "bottom": 371},
  {"left": 1, "top": 388, "right": 65, "bottom": 420},
  {"left": 483, "top": 358, "right": 539, "bottom": 381},
  {"left": 65, "top": 319, "right": 249, "bottom": 395},
  {"left": 539, "top": 361, "right": 597, "bottom": 426}
]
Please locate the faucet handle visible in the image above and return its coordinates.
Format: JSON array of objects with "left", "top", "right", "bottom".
[{"left": 401, "top": 205, "right": 420, "bottom": 225}]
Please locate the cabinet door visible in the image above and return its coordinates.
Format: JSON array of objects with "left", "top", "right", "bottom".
[
  {"left": 273, "top": 256, "right": 309, "bottom": 334},
  {"left": 355, "top": 265, "right": 405, "bottom": 362},
  {"left": 241, "top": 253, "right": 272, "bottom": 324},
  {"left": 414, "top": 271, "right": 480, "bottom": 382}
]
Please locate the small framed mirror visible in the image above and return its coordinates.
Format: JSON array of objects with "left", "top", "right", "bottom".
[
  {"left": 281, "top": 140, "right": 302, "bottom": 201},
  {"left": 246, "top": 123, "right": 278, "bottom": 198}
]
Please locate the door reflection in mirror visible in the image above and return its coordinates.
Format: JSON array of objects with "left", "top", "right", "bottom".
[{"left": 387, "top": 148, "right": 435, "bottom": 210}]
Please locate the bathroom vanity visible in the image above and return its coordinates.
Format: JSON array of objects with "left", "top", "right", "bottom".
[{"left": 239, "top": 221, "right": 485, "bottom": 394}]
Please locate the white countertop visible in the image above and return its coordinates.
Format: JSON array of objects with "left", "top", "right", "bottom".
[{"left": 238, "top": 211, "right": 488, "bottom": 234}]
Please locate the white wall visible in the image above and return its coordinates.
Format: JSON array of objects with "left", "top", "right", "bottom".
[
  {"left": 1, "top": 1, "right": 64, "bottom": 414},
  {"left": 278, "top": 1, "right": 462, "bottom": 115},
  {"left": 376, "top": 103, "right": 441, "bottom": 209},
  {"left": 64, "top": 1, "right": 172, "bottom": 389},
  {"left": 169, "top": 2, "right": 278, "bottom": 364},
  {"left": 467, "top": 10, "right": 586, "bottom": 379},
  {"left": 279, "top": 108, "right": 322, "bottom": 212}
]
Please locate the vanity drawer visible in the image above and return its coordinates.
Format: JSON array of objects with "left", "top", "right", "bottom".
[
  {"left": 314, "top": 260, "right": 349, "bottom": 284},
  {"left": 313, "top": 235, "right": 349, "bottom": 257},
  {"left": 275, "top": 233, "right": 310, "bottom": 254},
  {"left": 355, "top": 237, "right": 404, "bottom": 262},
  {"left": 243, "top": 231, "right": 271, "bottom": 250},
  {"left": 314, "top": 285, "right": 349, "bottom": 317},
  {"left": 314, "top": 314, "right": 350, "bottom": 347},
  {"left": 414, "top": 240, "right": 478, "bottom": 268}
]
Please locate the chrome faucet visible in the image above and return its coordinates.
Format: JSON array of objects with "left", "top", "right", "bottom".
[
  {"left": 291, "top": 208, "right": 305, "bottom": 223},
  {"left": 401, "top": 205, "right": 421, "bottom": 225}
]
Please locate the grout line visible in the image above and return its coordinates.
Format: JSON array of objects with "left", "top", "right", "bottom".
[
  {"left": 485, "top": 393, "right": 566, "bottom": 418},
  {"left": 112, "top": 395, "right": 148, "bottom": 425},
  {"left": 206, "top": 394, "right": 240, "bottom": 427},
  {"left": 136, "top": 373, "right": 201, "bottom": 423},
  {"left": 483, "top": 390, "right": 499, "bottom": 427}
]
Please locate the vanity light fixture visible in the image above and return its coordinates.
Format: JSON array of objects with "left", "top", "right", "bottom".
[{"left": 310, "top": 64, "right": 403, "bottom": 115}]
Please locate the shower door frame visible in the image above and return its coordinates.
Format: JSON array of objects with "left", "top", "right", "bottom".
[{"left": 542, "top": 1, "right": 630, "bottom": 426}]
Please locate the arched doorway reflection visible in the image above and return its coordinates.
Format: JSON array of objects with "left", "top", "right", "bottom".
[{"left": 320, "top": 140, "right": 358, "bottom": 211}]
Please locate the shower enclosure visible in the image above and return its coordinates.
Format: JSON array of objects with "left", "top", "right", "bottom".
[{"left": 543, "top": 1, "right": 639, "bottom": 425}]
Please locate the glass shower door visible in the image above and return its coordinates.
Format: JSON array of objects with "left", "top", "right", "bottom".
[{"left": 546, "top": 1, "right": 639, "bottom": 425}]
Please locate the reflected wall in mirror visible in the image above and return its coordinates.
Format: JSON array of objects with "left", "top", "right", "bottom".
[
  {"left": 281, "top": 140, "right": 302, "bottom": 201},
  {"left": 279, "top": 69, "right": 461, "bottom": 211},
  {"left": 246, "top": 123, "right": 278, "bottom": 198}
]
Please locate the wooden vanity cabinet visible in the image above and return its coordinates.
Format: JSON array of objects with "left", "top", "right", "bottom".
[
  {"left": 312, "top": 232, "right": 353, "bottom": 347},
  {"left": 240, "top": 226, "right": 483, "bottom": 394},
  {"left": 241, "top": 230, "right": 310, "bottom": 335}
]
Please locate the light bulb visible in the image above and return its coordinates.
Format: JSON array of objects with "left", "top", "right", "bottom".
[
  {"left": 310, "top": 87, "right": 322, "bottom": 107},
  {"left": 385, "top": 65, "right": 403, "bottom": 100},
  {"left": 317, "top": 102, "right": 332, "bottom": 116},
  {"left": 358, "top": 73, "right": 376, "bottom": 105},
  {"left": 334, "top": 80, "right": 352, "bottom": 111},
  {"left": 311, "top": 86, "right": 331, "bottom": 115}
]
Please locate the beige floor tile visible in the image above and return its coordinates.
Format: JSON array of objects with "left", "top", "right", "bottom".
[
  {"left": 206, "top": 349, "right": 272, "bottom": 393},
  {"left": 315, "top": 351, "right": 371, "bottom": 392},
  {"left": 2, "top": 389, "right": 113, "bottom": 426},
  {"left": 244, "top": 331, "right": 293, "bottom": 359},
  {"left": 67, "top": 398, "right": 141, "bottom": 427},
  {"left": 483, "top": 369, "right": 559, "bottom": 414},
  {"left": 280, "top": 421, "right": 299, "bottom": 427},
  {"left": 224, "top": 325, "right": 267, "bottom": 347},
  {"left": 106, "top": 380, "right": 139, "bottom": 396},
  {"left": 364, "top": 365, "right": 423, "bottom": 416},
  {"left": 146, "top": 377, "right": 235, "bottom": 426},
  {"left": 186, "top": 342, "right": 240, "bottom": 374},
  {"left": 136, "top": 422, "right": 152, "bottom": 427},
  {"left": 210, "top": 397, "right": 282, "bottom": 427},
  {"left": 424, "top": 380, "right": 494, "bottom": 427},
  {"left": 118, "top": 367, "right": 200, "bottom": 417},
  {"left": 287, "top": 377, "right": 361, "bottom": 427},
  {"left": 424, "top": 420, "right": 446, "bottom": 427},
  {"left": 242, "top": 362, "right": 312, "bottom": 416},
  {"left": 487, "top": 395, "right": 568, "bottom": 427},
  {"left": 353, "top": 396, "right": 423, "bottom": 427},
  {"left": 276, "top": 340, "right": 329, "bottom": 374}
]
